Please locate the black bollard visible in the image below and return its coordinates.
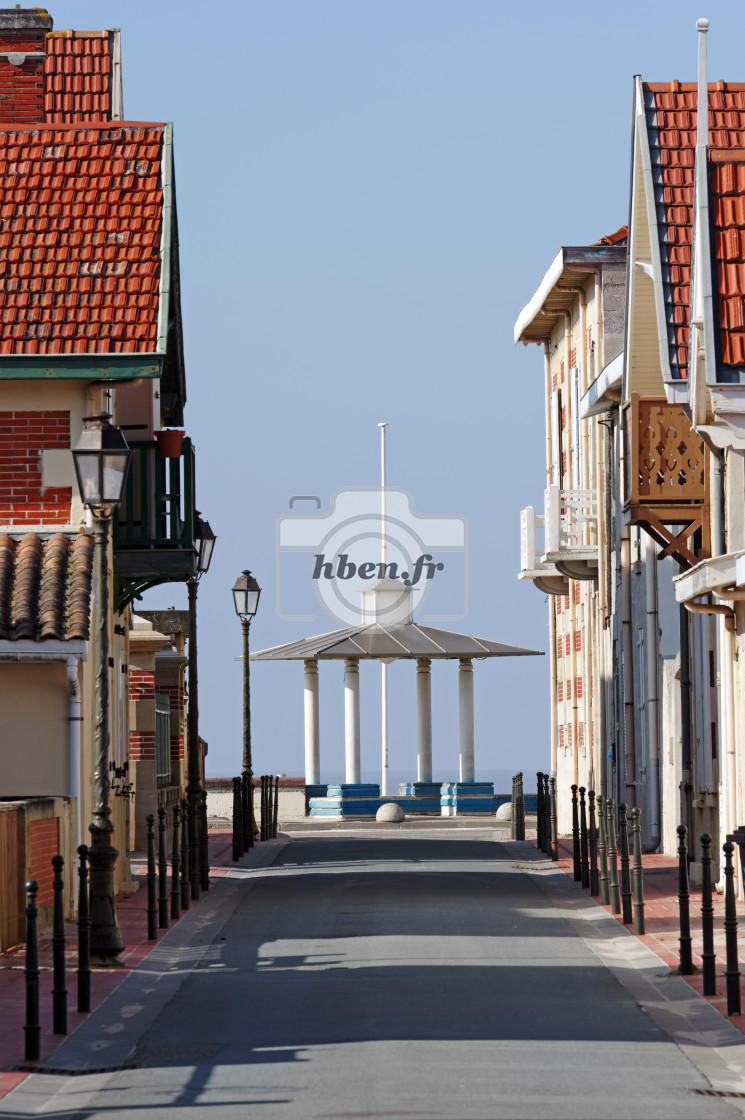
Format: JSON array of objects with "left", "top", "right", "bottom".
[
  {"left": 24, "top": 879, "right": 40, "bottom": 1062},
  {"left": 180, "top": 797, "right": 190, "bottom": 911},
  {"left": 146, "top": 814, "right": 157, "bottom": 941},
  {"left": 619, "top": 804, "right": 633, "bottom": 924},
  {"left": 260, "top": 776, "right": 267, "bottom": 842},
  {"left": 579, "top": 787, "right": 590, "bottom": 888},
  {"left": 571, "top": 784, "right": 581, "bottom": 880},
  {"left": 597, "top": 794, "right": 610, "bottom": 905},
  {"left": 201, "top": 789, "right": 210, "bottom": 891},
  {"left": 273, "top": 775, "right": 280, "bottom": 839},
  {"left": 232, "top": 777, "right": 242, "bottom": 861},
  {"left": 241, "top": 772, "right": 251, "bottom": 854},
  {"left": 723, "top": 841, "right": 741, "bottom": 1016},
  {"left": 51, "top": 855, "right": 67, "bottom": 1035},
  {"left": 77, "top": 844, "right": 91, "bottom": 1013},
  {"left": 631, "top": 807, "right": 645, "bottom": 934},
  {"left": 170, "top": 802, "right": 181, "bottom": 921},
  {"left": 588, "top": 790, "right": 599, "bottom": 895},
  {"left": 516, "top": 772, "right": 525, "bottom": 842},
  {"left": 700, "top": 833, "right": 716, "bottom": 996},
  {"left": 536, "top": 772, "right": 544, "bottom": 851},
  {"left": 510, "top": 774, "right": 517, "bottom": 841},
  {"left": 190, "top": 794, "right": 201, "bottom": 903},
  {"left": 677, "top": 824, "right": 693, "bottom": 975},
  {"left": 158, "top": 806, "right": 168, "bottom": 929},
  {"left": 549, "top": 775, "right": 558, "bottom": 862},
  {"left": 606, "top": 799, "right": 621, "bottom": 914},
  {"left": 542, "top": 774, "right": 550, "bottom": 855}
]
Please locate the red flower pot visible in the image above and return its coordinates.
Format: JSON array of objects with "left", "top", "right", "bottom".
[{"left": 155, "top": 429, "right": 185, "bottom": 458}]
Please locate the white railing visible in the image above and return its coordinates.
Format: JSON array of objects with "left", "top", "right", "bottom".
[
  {"left": 544, "top": 486, "right": 598, "bottom": 554},
  {"left": 520, "top": 505, "right": 544, "bottom": 572}
]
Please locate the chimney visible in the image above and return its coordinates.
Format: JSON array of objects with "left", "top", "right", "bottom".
[{"left": 0, "top": 7, "right": 52, "bottom": 125}]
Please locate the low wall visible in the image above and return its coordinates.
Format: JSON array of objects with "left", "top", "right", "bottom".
[
  {"left": 0, "top": 796, "right": 75, "bottom": 947},
  {"left": 205, "top": 777, "right": 307, "bottom": 828}
]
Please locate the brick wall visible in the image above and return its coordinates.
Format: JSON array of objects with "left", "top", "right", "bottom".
[
  {"left": 0, "top": 46, "right": 45, "bottom": 124},
  {"left": 27, "top": 817, "right": 58, "bottom": 908},
  {"left": 129, "top": 668, "right": 154, "bottom": 702},
  {"left": 129, "top": 730, "right": 155, "bottom": 761},
  {"left": 0, "top": 410, "right": 71, "bottom": 525},
  {"left": 158, "top": 683, "right": 186, "bottom": 763}
]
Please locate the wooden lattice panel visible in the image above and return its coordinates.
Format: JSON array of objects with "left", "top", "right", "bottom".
[{"left": 631, "top": 396, "right": 706, "bottom": 502}]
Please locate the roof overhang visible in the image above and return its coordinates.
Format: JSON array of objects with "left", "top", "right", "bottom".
[
  {"left": 580, "top": 352, "right": 624, "bottom": 418},
  {"left": 0, "top": 639, "right": 87, "bottom": 660},
  {"left": 252, "top": 622, "right": 543, "bottom": 661},
  {"left": 514, "top": 245, "right": 626, "bottom": 346}
]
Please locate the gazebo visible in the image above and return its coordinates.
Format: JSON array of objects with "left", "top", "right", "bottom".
[{"left": 251, "top": 580, "right": 543, "bottom": 816}]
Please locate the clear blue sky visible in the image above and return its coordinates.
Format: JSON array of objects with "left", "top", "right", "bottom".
[{"left": 61, "top": 0, "right": 745, "bottom": 784}]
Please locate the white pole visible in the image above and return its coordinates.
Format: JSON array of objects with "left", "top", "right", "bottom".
[
  {"left": 459, "top": 658, "right": 475, "bottom": 783},
  {"left": 303, "top": 658, "right": 320, "bottom": 785},
  {"left": 416, "top": 657, "right": 432, "bottom": 782},
  {"left": 379, "top": 421, "right": 388, "bottom": 796},
  {"left": 344, "top": 658, "right": 361, "bottom": 784}
]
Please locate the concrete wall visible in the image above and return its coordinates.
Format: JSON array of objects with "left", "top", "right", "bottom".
[
  {"left": 207, "top": 782, "right": 307, "bottom": 828},
  {"left": 0, "top": 662, "right": 69, "bottom": 796}
]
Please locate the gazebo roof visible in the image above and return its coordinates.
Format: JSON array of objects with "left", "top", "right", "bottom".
[{"left": 250, "top": 622, "right": 543, "bottom": 661}]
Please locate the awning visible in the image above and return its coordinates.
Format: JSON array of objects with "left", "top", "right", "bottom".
[
  {"left": 251, "top": 622, "right": 543, "bottom": 661},
  {"left": 580, "top": 351, "right": 624, "bottom": 418}
]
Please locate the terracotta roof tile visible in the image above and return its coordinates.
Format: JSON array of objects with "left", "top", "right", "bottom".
[
  {"left": 0, "top": 532, "right": 93, "bottom": 641},
  {"left": 0, "top": 123, "right": 164, "bottom": 353},
  {"left": 644, "top": 82, "right": 745, "bottom": 376}
]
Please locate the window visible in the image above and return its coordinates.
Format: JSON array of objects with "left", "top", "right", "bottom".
[{"left": 155, "top": 691, "right": 172, "bottom": 788}]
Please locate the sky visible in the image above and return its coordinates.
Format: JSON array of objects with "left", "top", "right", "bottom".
[{"left": 59, "top": 0, "right": 745, "bottom": 787}]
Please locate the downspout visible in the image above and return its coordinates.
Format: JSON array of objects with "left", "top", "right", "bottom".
[
  {"left": 544, "top": 341, "right": 553, "bottom": 486},
  {"left": 67, "top": 656, "right": 83, "bottom": 847},
  {"left": 549, "top": 600, "right": 558, "bottom": 781},
  {"left": 564, "top": 310, "right": 579, "bottom": 784},
  {"left": 621, "top": 526, "right": 636, "bottom": 803},
  {"left": 643, "top": 534, "right": 661, "bottom": 850}
]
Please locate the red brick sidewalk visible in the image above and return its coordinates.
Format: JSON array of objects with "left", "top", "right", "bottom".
[
  {"left": 0, "top": 830, "right": 271, "bottom": 1100},
  {"left": 546, "top": 838, "right": 745, "bottom": 1034}
]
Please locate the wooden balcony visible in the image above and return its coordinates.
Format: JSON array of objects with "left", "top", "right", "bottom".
[
  {"left": 623, "top": 394, "right": 710, "bottom": 569},
  {"left": 543, "top": 486, "right": 599, "bottom": 582},
  {"left": 113, "top": 439, "right": 197, "bottom": 611},
  {"left": 519, "top": 506, "right": 569, "bottom": 596}
]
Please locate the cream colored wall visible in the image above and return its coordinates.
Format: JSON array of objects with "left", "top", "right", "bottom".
[
  {"left": 0, "top": 662, "right": 70, "bottom": 795},
  {"left": 627, "top": 151, "right": 666, "bottom": 399}
]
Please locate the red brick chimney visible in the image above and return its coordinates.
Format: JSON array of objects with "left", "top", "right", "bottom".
[{"left": 0, "top": 7, "right": 53, "bottom": 124}]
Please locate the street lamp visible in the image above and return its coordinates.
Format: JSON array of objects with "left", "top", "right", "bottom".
[
  {"left": 72, "top": 412, "right": 132, "bottom": 965},
  {"left": 186, "top": 512, "right": 217, "bottom": 898},
  {"left": 232, "top": 570, "right": 261, "bottom": 853}
]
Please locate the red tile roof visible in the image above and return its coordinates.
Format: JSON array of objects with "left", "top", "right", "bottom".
[
  {"left": 595, "top": 225, "right": 628, "bottom": 246},
  {"left": 0, "top": 531, "right": 93, "bottom": 640},
  {"left": 0, "top": 123, "right": 164, "bottom": 354},
  {"left": 644, "top": 81, "right": 745, "bottom": 377},
  {"left": 44, "top": 33, "right": 115, "bottom": 124}
]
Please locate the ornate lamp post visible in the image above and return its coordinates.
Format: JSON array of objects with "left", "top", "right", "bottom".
[
  {"left": 72, "top": 412, "right": 132, "bottom": 964},
  {"left": 232, "top": 571, "right": 261, "bottom": 851},
  {"left": 186, "top": 513, "right": 216, "bottom": 899}
]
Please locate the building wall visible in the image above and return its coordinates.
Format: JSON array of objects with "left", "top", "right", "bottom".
[{"left": 0, "top": 661, "right": 69, "bottom": 794}]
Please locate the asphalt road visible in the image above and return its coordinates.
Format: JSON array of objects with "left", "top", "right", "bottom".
[{"left": 5, "top": 831, "right": 745, "bottom": 1120}]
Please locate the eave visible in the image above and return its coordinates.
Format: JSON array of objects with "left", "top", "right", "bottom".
[
  {"left": 514, "top": 246, "right": 626, "bottom": 346},
  {"left": 0, "top": 354, "right": 162, "bottom": 380}
]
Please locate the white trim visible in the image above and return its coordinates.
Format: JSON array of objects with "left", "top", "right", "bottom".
[
  {"left": 155, "top": 123, "right": 173, "bottom": 356},
  {"left": 514, "top": 249, "right": 564, "bottom": 344},
  {"left": 0, "top": 639, "right": 87, "bottom": 660},
  {"left": 672, "top": 554, "right": 738, "bottom": 602},
  {"left": 110, "top": 29, "right": 123, "bottom": 120},
  {"left": 580, "top": 351, "right": 623, "bottom": 419}
]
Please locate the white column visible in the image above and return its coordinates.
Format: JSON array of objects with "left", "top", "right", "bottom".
[
  {"left": 416, "top": 657, "right": 432, "bottom": 782},
  {"left": 458, "top": 658, "right": 474, "bottom": 783},
  {"left": 344, "top": 658, "right": 361, "bottom": 784},
  {"left": 304, "top": 658, "right": 320, "bottom": 785}
]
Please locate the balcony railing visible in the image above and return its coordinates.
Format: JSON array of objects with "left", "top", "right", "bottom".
[
  {"left": 543, "top": 486, "right": 598, "bottom": 581},
  {"left": 113, "top": 439, "right": 197, "bottom": 611},
  {"left": 115, "top": 439, "right": 196, "bottom": 552},
  {"left": 519, "top": 505, "right": 570, "bottom": 596}
]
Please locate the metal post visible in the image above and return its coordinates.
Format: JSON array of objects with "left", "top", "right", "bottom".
[
  {"left": 24, "top": 880, "right": 40, "bottom": 1062},
  {"left": 242, "top": 618, "right": 256, "bottom": 848},
  {"left": 579, "top": 786, "right": 589, "bottom": 887},
  {"left": 232, "top": 777, "right": 243, "bottom": 861},
  {"left": 571, "top": 784, "right": 581, "bottom": 880},
  {"left": 157, "top": 806, "right": 168, "bottom": 929},
  {"left": 77, "top": 845, "right": 90, "bottom": 1013},
  {"left": 606, "top": 799, "right": 621, "bottom": 914},
  {"left": 510, "top": 774, "right": 517, "bottom": 841},
  {"left": 550, "top": 775, "right": 558, "bottom": 861},
  {"left": 200, "top": 789, "right": 210, "bottom": 891},
  {"left": 51, "top": 855, "right": 67, "bottom": 1035},
  {"left": 273, "top": 775, "right": 280, "bottom": 839},
  {"left": 597, "top": 794, "right": 610, "bottom": 905},
  {"left": 536, "top": 772, "right": 544, "bottom": 851},
  {"left": 186, "top": 577, "right": 203, "bottom": 901},
  {"left": 631, "top": 806, "right": 645, "bottom": 934},
  {"left": 180, "top": 797, "right": 190, "bottom": 910},
  {"left": 170, "top": 802, "right": 181, "bottom": 921},
  {"left": 146, "top": 814, "right": 157, "bottom": 941},
  {"left": 516, "top": 773, "right": 525, "bottom": 841},
  {"left": 588, "top": 790, "right": 599, "bottom": 895},
  {"left": 619, "top": 804, "right": 633, "bottom": 923},
  {"left": 241, "top": 771, "right": 251, "bottom": 855},
  {"left": 700, "top": 832, "right": 716, "bottom": 996},
  {"left": 723, "top": 840, "right": 741, "bottom": 1016},
  {"left": 677, "top": 824, "right": 693, "bottom": 974},
  {"left": 88, "top": 514, "right": 124, "bottom": 964},
  {"left": 261, "top": 776, "right": 267, "bottom": 842}
]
